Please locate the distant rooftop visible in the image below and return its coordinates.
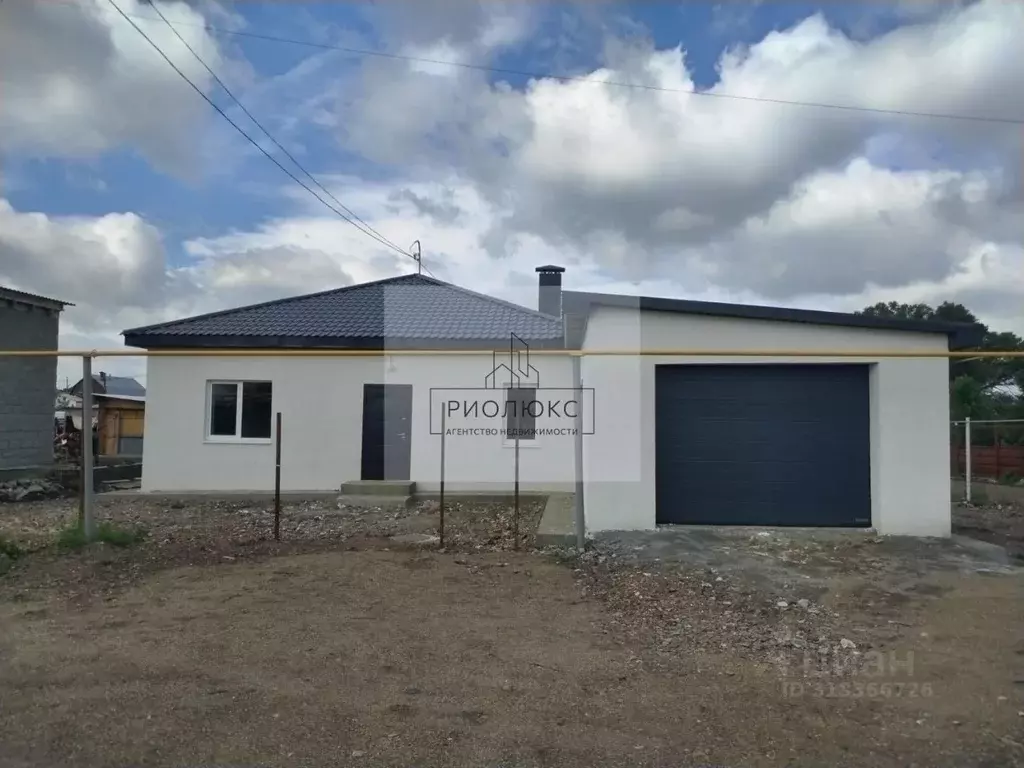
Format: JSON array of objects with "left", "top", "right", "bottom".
[
  {"left": 0, "top": 285, "right": 73, "bottom": 311},
  {"left": 70, "top": 374, "right": 146, "bottom": 399}
]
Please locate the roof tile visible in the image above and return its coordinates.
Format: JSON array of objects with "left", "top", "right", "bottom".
[{"left": 124, "top": 274, "right": 563, "bottom": 344}]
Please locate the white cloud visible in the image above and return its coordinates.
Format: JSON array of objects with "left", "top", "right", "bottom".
[
  {"left": 0, "top": 0, "right": 231, "bottom": 173},
  {"left": 337, "top": 0, "right": 1023, "bottom": 271},
  {"left": 5, "top": 0, "right": 1024, "bottom": 392}
]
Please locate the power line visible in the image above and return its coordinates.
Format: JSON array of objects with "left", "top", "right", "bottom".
[
  {"left": 88, "top": 1, "right": 1024, "bottom": 127},
  {"left": 141, "top": 0, "right": 409, "bottom": 257},
  {"left": 106, "top": 0, "right": 422, "bottom": 268}
]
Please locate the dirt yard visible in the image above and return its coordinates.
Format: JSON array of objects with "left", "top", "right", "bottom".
[{"left": 0, "top": 497, "right": 1022, "bottom": 768}]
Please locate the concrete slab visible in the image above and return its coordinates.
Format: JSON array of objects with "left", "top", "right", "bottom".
[
  {"left": 593, "top": 525, "right": 1018, "bottom": 593},
  {"left": 336, "top": 495, "right": 412, "bottom": 510},
  {"left": 97, "top": 490, "right": 340, "bottom": 503},
  {"left": 535, "top": 493, "right": 576, "bottom": 548},
  {"left": 340, "top": 480, "right": 415, "bottom": 496}
]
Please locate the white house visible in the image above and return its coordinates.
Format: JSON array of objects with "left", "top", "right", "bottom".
[{"left": 123, "top": 266, "right": 981, "bottom": 537}]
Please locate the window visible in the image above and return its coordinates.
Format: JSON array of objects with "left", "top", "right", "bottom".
[
  {"left": 206, "top": 381, "right": 273, "bottom": 441},
  {"left": 505, "top": 386, "right": 537, "bottom": 442}
]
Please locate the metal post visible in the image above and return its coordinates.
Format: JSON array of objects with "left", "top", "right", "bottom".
[
  {"left": 571, "top": 354, "right": 586, "bottom": 551},
  {"left": 965, "top": 416, "right": 972, "bottom": 504},
  {"left": 513, "top": 429, "right": 520, "bottom": 551},
  {"left": 81, "top": 356, "right": 95, "bottom": 541},
  {"left": 994, "top": 424, "right": 1002, "bottom": 481},
  {"left": 439, "top": 405, "right": 446, "bottom": 548},
  {"left": 274, "top": 412, "right": 282, "bottom": 541}
]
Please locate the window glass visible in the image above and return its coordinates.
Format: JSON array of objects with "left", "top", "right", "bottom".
[
  {"left": 506, "top": 387, "right": 536, "bottom": 440},
  {"left": 210, "top": 383, "right": 238, "bottom": 436},
  {"left": 241, "top": 381, "right": 273, "bottom": 439}
]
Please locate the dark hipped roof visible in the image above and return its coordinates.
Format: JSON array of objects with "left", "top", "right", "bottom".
[
  {"left": 123, "top": 274, "right": 564, "bottom": 349},
  {"left": 94, "top": 375, "right": 146, "bottom": 398},
  {"left": 0, "top": 286, "right": 73, "bottom": 311},
  {"left": 562, "top": 290, "right": 984, "bottom": 349},
  {"left": 69, "top": 375, "right": 146, "bottom": 398}
]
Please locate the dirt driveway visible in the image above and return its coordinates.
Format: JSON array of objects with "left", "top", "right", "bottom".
[{"left": 0, "top": 497, "right": 1022, "bottom": 768}]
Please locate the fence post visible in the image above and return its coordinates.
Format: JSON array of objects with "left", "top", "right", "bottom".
[
  {"left": 513, "top": 429, "right": 520, "bottom": 551},
  {"left": 81, "top": 355, "right": 95, "bottom": 542},
  {"left": 965, "top": 417, "right": 972, "bottom": 504},
  {"left": 571, "top": 354, "right": 586, "bottom": 552},
  {"left": 273, "top": 412, "right": 282, "bottom": 541},
  {"left": 439, "top": 405, "right": 446, "bottom": 548},
  {"left": 994, "top": 424, "right": 1001, "bottom": 481}
]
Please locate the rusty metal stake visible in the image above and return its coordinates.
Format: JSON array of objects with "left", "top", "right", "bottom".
[
  {"left": 439, "top": 405, "right": 446, "bottom": 548},
  {"left": 274, "top": 412, "right": 282, "bottom": 541},
  {"left": 513, "top": 429, "right": 520, "bottom": 551}
]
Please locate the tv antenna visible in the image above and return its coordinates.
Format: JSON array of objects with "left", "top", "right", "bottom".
[{"left": 410, "top": 240, "right": 422, "bottom": 274}]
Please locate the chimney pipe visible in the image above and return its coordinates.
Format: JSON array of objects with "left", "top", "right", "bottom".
[{"left": 535, "top": 265, "right": 565, "bottom": 317}]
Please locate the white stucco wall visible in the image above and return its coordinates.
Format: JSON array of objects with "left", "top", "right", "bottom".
[
  {"left": 580, "top": 306, "right": 951, "bottom": 537},
  {"left": 141, "top": 353, "right": 575, "bottom": 493}
]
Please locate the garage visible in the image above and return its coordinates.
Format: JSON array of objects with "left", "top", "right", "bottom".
[{"left": 655, "top": 363, "right": 871, "bottom": 527}]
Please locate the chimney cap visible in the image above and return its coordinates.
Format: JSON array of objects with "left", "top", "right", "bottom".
[{"left": 535, "top": 264, "right": 565, "bottom": 274}]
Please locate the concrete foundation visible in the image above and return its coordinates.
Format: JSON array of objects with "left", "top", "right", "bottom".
[
  {"left": 340, "top": 480, "right": 415, "bottom": 496},
  {"left": 535, "top": 493, "right": 576, "bottom": 547},
  {"left": 952, "top": 479, "right": 1024, "bottom": 505}
]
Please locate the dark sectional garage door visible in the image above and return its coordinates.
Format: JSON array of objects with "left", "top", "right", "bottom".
[{"left": 655, "top": 364, "right": 871, "bottom": 527}]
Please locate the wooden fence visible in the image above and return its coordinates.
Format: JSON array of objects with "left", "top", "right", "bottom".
[{"left": 951, "top": 444, "right": 1024, "bottom": 479}]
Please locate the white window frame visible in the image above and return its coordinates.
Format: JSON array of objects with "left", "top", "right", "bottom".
[
  {"left": 501, "top": 382, "right": 542, "bottom": 449},
  {"left": 204, "top": 380, "right": 273, "bottom": 444}
]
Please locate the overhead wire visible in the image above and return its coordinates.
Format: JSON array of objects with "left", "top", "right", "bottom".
[
  {"left": 80, "top": 0, "right": 1024, "bottom": 127},
  {"left": 106, "top": 0, "right": 428, "bottom": 273},
  {"left": 141, "top": 0, "right": 409, "bottom": 258}
]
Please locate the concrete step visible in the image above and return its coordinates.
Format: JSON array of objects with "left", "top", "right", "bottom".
[
  {"left": 335, "top": 494, "right": 412, "bottom": 510},
  {"left": 535, "top": 493, "right": 577, "bottom": 548},
  {"left": 340, "top": 480, "right": 415, "bottom": 496}
]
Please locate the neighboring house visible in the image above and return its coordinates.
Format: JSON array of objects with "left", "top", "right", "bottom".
[
  {"left": 65, "top": 376, "right": 146, "bottom": 457},
  {"left": 94, "top": 393, "right": 145, "bottom": 457},
  {"left": 123, "top": 267, "right": 981, "bottom": 537},
  {"left": 69, "top": 372, "right": 146, "bottom": 399},
  {"left": 0, "top": 286, "right": 71, "bottom": 476}
]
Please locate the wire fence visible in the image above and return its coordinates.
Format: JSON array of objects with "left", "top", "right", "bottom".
[{"left": 6, "top": 348, "right": 1024, "bottom": 541}]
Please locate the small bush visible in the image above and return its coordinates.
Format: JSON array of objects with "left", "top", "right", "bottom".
[
  {"left": 57, "top": 522, "right": 146, "bottom": 550},
  {"left": 999, "top": 470, "right": 1022, "bottom": 486},
  {"left": 0, "top": 534, "right": 23, "bottom": 560}
]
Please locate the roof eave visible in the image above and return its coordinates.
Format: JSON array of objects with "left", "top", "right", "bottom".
[
  {"left": 564, "top": 290, "right": 984, "bottom": 350},
  {"left": 0, "top": 286, "right": 74, "bottom": 312},
  {"left": 123, "top": 333, "right": 567, "bottom": 351}
]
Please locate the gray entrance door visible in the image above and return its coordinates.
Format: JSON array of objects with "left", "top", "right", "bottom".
[
  {"left": 655, "top": 364, "right": 871, "bottom": 527},
  {"left": 360, "top": 384, "right": 413, "bottom": 481}
]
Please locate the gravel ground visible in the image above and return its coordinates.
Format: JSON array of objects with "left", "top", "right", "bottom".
[
  {"left": 0, "top": 495, "right": 544, "bottom": 601},
  {"left": 0, "top": 497, "right": 1022, "bottom": 767},
  {"left": 954, "top": 500, "right": 1024, "bottom": 561}
]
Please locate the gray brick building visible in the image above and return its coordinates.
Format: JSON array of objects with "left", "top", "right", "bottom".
[{"left": 0, "top": 287, "right": 70, "bottom": 476}]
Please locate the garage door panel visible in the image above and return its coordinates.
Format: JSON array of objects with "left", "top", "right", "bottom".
[{"left": 655, "top": 364, "right": 871, "bottom": 527}]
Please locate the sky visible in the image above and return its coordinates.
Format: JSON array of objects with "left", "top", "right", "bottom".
[{"left": 1, "top": 0, "right": 1022, "bottom": 388}]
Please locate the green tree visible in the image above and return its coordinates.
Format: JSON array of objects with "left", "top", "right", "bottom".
[
  {"left": 950, "top": 374, "right": 989, "bottom": 421},
  {"left": 857, "top": 301, "right": 1024, "bottom": 390}
]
